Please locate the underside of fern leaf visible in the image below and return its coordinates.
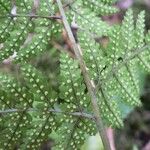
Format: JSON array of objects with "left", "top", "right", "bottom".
[{"left": 0, "top": 0, "right": 150, "bottom": 150}]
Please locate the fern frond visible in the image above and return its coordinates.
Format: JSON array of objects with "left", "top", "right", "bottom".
[
  {"left": 0, "top": 18, "right": 14, "bottom": 43},
  {"left": 133, "top": 11, "right": 150, "bottom": 71},
  {"left": 0, "top": 1, "right": 11, "bottom": 14},
  {"left": 135, "top": 11, "right": 145, "bottom": 49},
  {"left": 21, "top": 64, "right": 57, "bottom": 106},
  {"left": 0, "top": 1, "right": 61, "bottom": 62},
  {"left": 121, "top": 9, "right": 134, "bottom": 51},
  {"left": 77, "top": 9, "right": 149, "bottom": 128},
  {"left": 59, "top": 53, "right": 90, "bottom": 112},
  {"left": 0, "top": 74, "right": 33, "bottom": 149},
  {"left": 0, "top": 75, "right": 33, "bottom": 108},
  {"left": 67, "top": 1, "right": 113, "bottom": 37},
  {"left": 0, "top": 18, "right": 33, "bottom": 61},
  {"left": 54, "top": 115, "right": 96, "bottom": 150},
  {"left": 0, "top": 0, "right": 149, "bottom": 149},
  {"left": 21, "top": 111, "right": 57, "bottom": 150},
  {"left": 100, "top": 0, "right": 118, "bottom": 4},
  {"left": 81, "top": 0, "right": 118, "bottom": 15},
  {"left": 0, "top": 66, "right": 58, "bottom": 149},
  {"left": 54, "top": 53, "right": 96, "bottom": 149},
  {"left": 20, "top": 64, "right": 58, "bottom": 149}
]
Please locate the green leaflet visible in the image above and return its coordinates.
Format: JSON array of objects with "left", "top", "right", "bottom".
[
  {"left": 55, "top": 53, "right": 96, "bottom": 149},
  {"left": 21, "top": 64, "right": 57, "bottom": 106},
  {"left": 54, "top": 115, "right": 96, "bottom": 150},
  {"left": 20, "top": 64, "right": 58, "bottom": 149},
  {"left": 0, "top": 18, "right": 14, "bottom": 43},
  {"left": 135, "top": 11, "right": 145, "bottom": 49},
  {"left": 81, "top": 0, "right": 118, "bottom": 15},
  {"left": 66, "top": 1, "right": 113, "bottom": 37},
  {"left": 0, "top": 1, "right": 11, "bottom": 14},
  {"left": 0, "top": 18, "right": 33, "bottom": 60},
  {"left": 0, "top": 75, "right": 33, "bottom": 149},
  {"left": 100, "top": 0, "right": 118, "bottom": 4},
  {"left": 0, "top": 65, "right": 58, "bottom": 149},
  {"left": 121, "top": 9, "right": 135, "bottom": 51},
  {"left": 135, "top": 12, "right": 150, "bottom": 72},
  {"left": 20, "top": 111, "right": 57, "bottom": 150},
  {"left": 0, "top": 0, "right": 60, "bottom": 62},
  {"left": 59, "top": 53, "right": 90, "bottom": 112},
  {"left": 0, "top": 75, "right": 33, "bottom": 109}
]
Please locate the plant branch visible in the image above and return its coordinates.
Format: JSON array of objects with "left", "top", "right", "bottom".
[
  {"left": 0, "top": 14, "right": 62, "bottom": 20},
  {"left": 0, "top": 108, "right": 94, "bottom": 120},
  {"left": 56, "top": 0, "right": 111, "bottom": 149}
]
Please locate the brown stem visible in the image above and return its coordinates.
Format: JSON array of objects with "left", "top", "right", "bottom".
[{"left": 56, "top": 0, "right": 111, "bottom": 149}]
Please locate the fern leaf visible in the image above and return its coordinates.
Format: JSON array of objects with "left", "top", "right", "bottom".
[
  {"left": 21, "top": 64, "right": 57, "bottom": 107},
  {"left": 0, "top": 75, "right": 33, "bottom": 149},
  {"left": 135, "top": 11, "right": 145, "bottom": 49},
  {"left": 21, "top": 111, "right": 57, "bottom": 150},
  {"left": 0, "top": 1, "right": 11, "bottom": 14},
  {"left": 54, "top": 116, "right": 96, "bottom": 150},
  {"left": 0, "top": 18, "right": 14, "bottom": 43},
  {"left": 0, "top": 0, "right": 149, "bottom": 149},
  {"left": 59, "top": 53, "right": 90, "bottom": 112},
  {"left": 0, "top": 18, "right": 33, "bottom": 61},
  {"left": 55, "top": 53, "right": 96, "bottom": 149},
  {"left": 67, "top": 1, "right": 113, "bottom": 37},
  {"left": 20, "top": 64, "right": 58, "bottom": 149},
  {"left": 81, "top": 0, "right": 118, "bottom": 15},
  {"left": 121, "top": 9, "right": 134, "bottom": 51},
  {"left": 100, "top": 0, "right": 118, "bottom": 4},
  {"left": 77, "top": 10, "right": 150, "bottom": 128}
]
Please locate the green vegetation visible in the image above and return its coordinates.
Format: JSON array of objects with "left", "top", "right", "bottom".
[{"left": 0, "top": 0, "right": 149, "bottom": 149}]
